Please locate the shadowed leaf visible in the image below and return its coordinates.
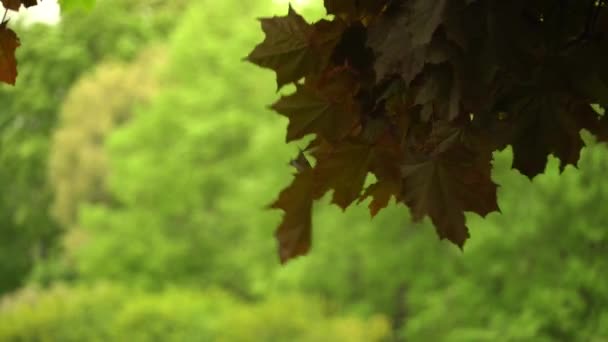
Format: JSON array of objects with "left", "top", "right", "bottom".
[
  {"left": 402, "top": 139, "right": 498, "bottom": 247},
  {"left": 246, "top": 5, "right": 344, "bottom": 89},
  {"left": 271, "top": 68, "right": 360, "bottom": 142},
  {"left": 1, "top": 0, "right": 38, "bottom": 10},
  {"left": 270, "top": 167, "right": 316, "bottom": 264},
  {"left": 0, "top": 22, "right": 20, "bottom": 85}
]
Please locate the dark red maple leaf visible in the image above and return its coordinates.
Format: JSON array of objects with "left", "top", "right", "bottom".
[
  {"left": 270, "top": 165, "right": 316, "bottom": 264},
  {"left": 246, "top": 5, "right": 344, "bottom": 89},
  {"left": 509, "top": 95, "right": 608, "bottom": 178},
  {"left": 323, "top": 0, "right": 387, "bottom": 19},
  {"left": 401, "top": 131, "right": 499, "bottom": 247},
  {"left": 247, "top": 0, "right": 608, "bottom": 260},
  {"left": 271, "top": 68, "right": 361, "bottom": 143},
  {"left": 1, "top": 0, "right": 38, "bottom": 11},
  {"left": 0, "top": 22, "right": 20, "bottom": 85}
]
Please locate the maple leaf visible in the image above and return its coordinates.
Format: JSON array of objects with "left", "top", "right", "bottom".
[
  {"left": 270, "top": 163, "right": 316, "bottom": 264},
  {"left": 509, "top": 95, "right": 608, "bottom": 178},
  {"left": 0, "top": 22, "right": 20, "bottom": 85},
  {"left": 359, "top": 178, "right": 401, "bottom": 217},
  {"left": 270, "top": 68, "right": 360, "bottom": 142},
  {"left": 246, "top": 5, "right": 344, "bottom": 89},
  {"left": 1, "top": 0, "right": 37, "bottom": 10},
  {"left": 311, "top": 140, "right": 375, "bottom": 209},
  {"left": 323, "top": 0, "right": 387, "bottom": 19},
  {"left": 249, "top": 0, "right": 608, "bottom": 258},
  {"left": 367, "top": 7, "right": 426, "bottom": 84},
  {"left": 414, "top": 64, "right": 462, "bottom": 121},
  {"left": 356, "top": 133, "right": 404, "bottom": 216},
  {"left": 401, "top": 133, "right": 499, "bottom": 247},
  {"left": 406, "top": 0, "right": 451, "bottom": 47},
  {"left": 308, "top": 134, "right": 402, "bottom": 212}
]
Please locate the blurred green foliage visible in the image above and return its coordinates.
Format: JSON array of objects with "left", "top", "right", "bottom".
[
  {"left": 0, "top": 0, "right": 187, "bottom": 294},
  {"left": 49, "top": 47, "right": 166, "bottom": 228},
  {"left": 0, "top": 0, "right": 606, "bottom": 341},
  {"left": 0, "top": 284, "right": 389, "bottom": 341}
]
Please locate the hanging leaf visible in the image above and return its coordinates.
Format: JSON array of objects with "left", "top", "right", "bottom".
[
  {"left": 0, "top": 22, "right": 20, "bottom": 85},
  {"left": 271, "top": 68, "right": 361, "bottom": 142},
  {"left": 247, "top": 0, "right": 608, "bottom": 261},
  {"left": 270, "top": 155, "right": 317, "bottom": 263},
  {"left": 401, "top": 141, "right": 499, "bottom": 247},
  {"left": 246, "top": 5, "right": 344, "bottom": 89},
  {"left": 510, "top": 95, "right": 608, "bottom": 178},
  {"left": 1, "top": 0, "right": 38, "bottom": 11}
]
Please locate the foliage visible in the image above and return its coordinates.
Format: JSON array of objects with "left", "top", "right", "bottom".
[
  {"left": 272, "top": 141, "right": 608, "bottom": 340},
  {"left": 49, "top": 48, "right": 166, "bottom": 227},
  {"left": 0, "top": 0, "right": 184, "bottom": 294},
  {"left": 0, "top": 1, "right": 607, "bottom": 340},
  {"left": 59, "top": 0, "right": 294, "bottom": 292},
  {"left": 247, "top": 0, "right": 608, "bottom": 261},
  {"left": 58, "top": 0, "right": 96, "bottom": 12},
  {"left": 0, "top": 284, "right": 390, "bottom": 341},
  {"left": 403, "top": 140, "right": 608, "bottom": 341}
]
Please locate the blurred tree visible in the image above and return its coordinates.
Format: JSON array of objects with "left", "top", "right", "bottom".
[
  {"left": 0, "top": 0, "right": 186, "bottom": 294},
  {"left": 49, "top": 47, "right": 166, "bottom": 228},
  {"left": 402, "top": 141, "right": 608, "bottom": 341},
  {"left": 68, "top": 0, "right": 294, "bottom": 293},
  {"left": 257, "top": 141, "right": 607, "bottom": 341},
  {"left": 0, "top": 284, "right": 390, "bottom": 341}
]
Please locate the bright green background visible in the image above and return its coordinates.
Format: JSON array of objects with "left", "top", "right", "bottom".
[{"left": 0, "top": 0, "right": 606, "bottom": 341}]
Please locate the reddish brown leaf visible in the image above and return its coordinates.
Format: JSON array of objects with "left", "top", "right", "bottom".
[
  {"left": 246, "top": 5, "right": 344, "bottom": 89},
  {"left": 312, "top": 141, "right": 374, "bottom": 209},
  {"left": 271, "top": 69, "right": 360, "bottom": 142},
  {"left": 0, "top": 22, "right": 20, "bottom": 85},
  {"left": 359, "top": 178, "right": 401, "bottom": 217},
  {"left": 310, "top": 133, "right": 402, "bottom": 211},
  {"left": 413, "top": 65, "right": 463, "bottom": 121},
  {"left": 401, "top": 141, "right": 498, "bottom": 248},
  {"left": 270, "top": 168, "right": 316, "bottom": 264},
  {"left": 249, "top": 0, "right": 608, "bottom": 259},
  {"left": 367, "top": 8, "right": 426, "bottom": 84},
  {"left": 509, "top": 95, "right": 608, "bottom": 178},
  {"left": 323, "top": 0, "right": 387, "bottom": 19},
  {"left": 407, "top": 0, "right": 450, "bottom": 47},
  {"left": 1, "top": 0, "right": 37, "bottom": 10}
]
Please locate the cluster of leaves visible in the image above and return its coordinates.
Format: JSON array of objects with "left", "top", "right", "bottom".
[{"left": 247, "top": 0, "right": 608, "bottom": 262}]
